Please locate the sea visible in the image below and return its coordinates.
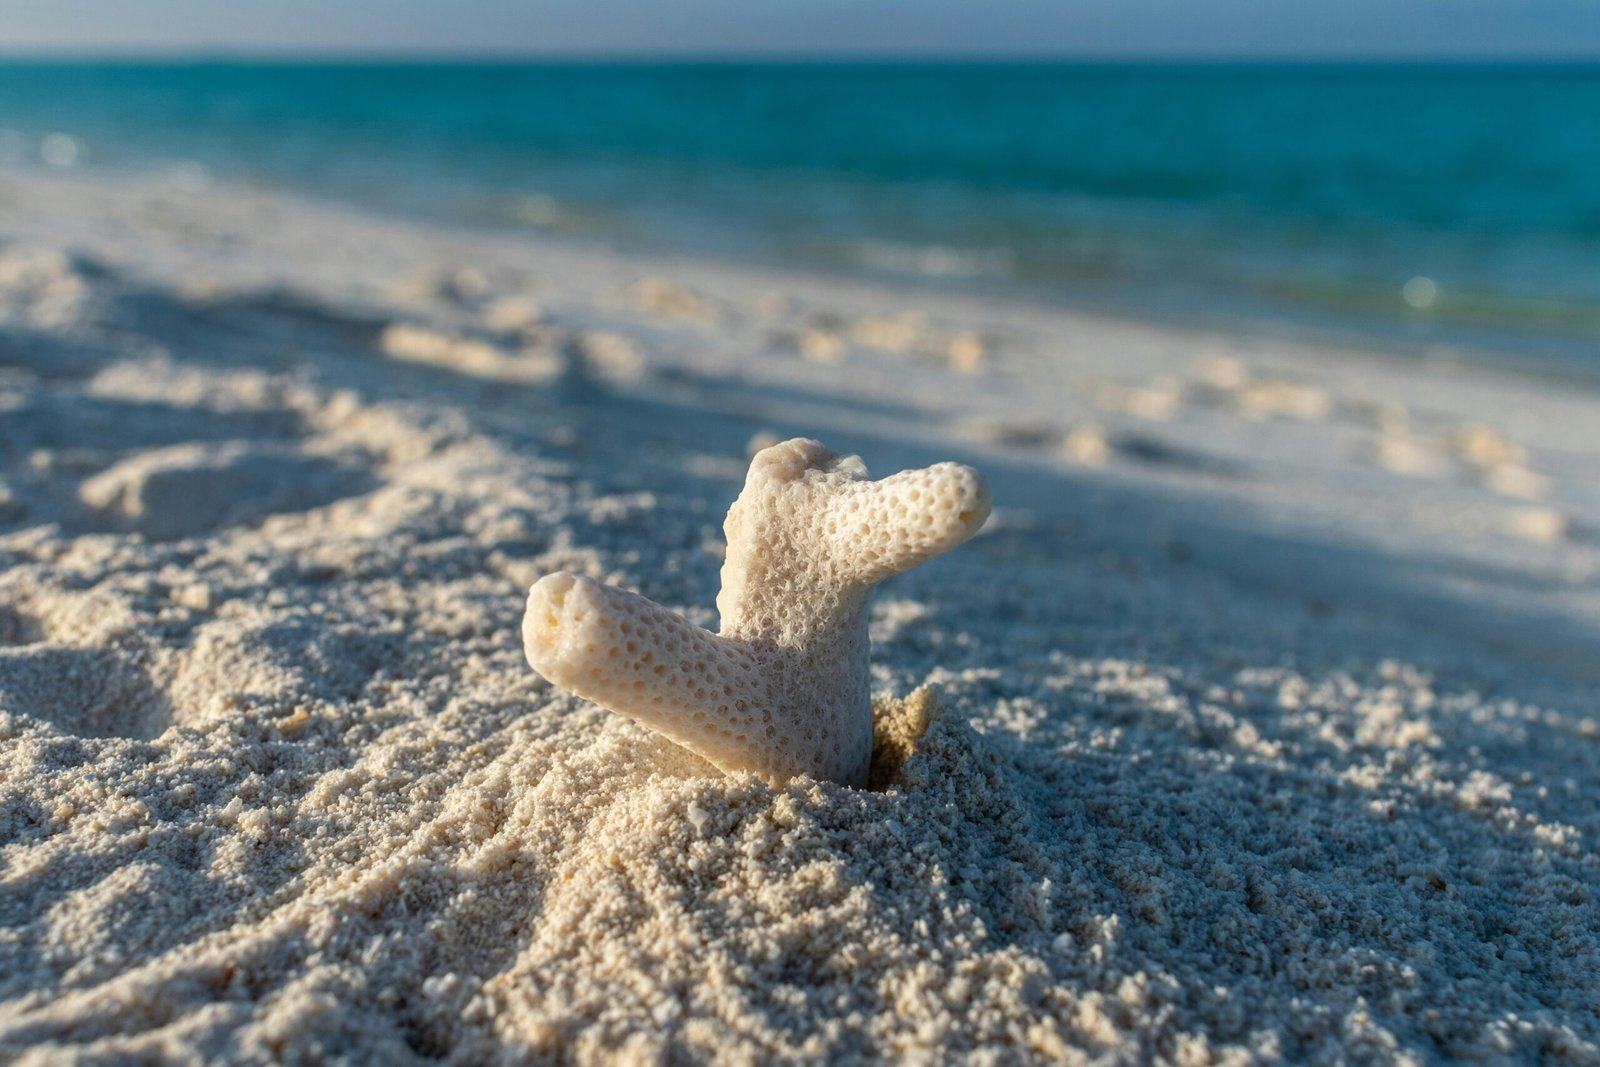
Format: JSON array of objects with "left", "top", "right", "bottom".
[{"left": 1, "top": 60, "right": 1597, "bottom": 369}]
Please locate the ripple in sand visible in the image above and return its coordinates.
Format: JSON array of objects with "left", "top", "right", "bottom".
[
  {"left": 626, "top": 276, "right": 715, "bottom": 323},
  {"left": 77, "top": 441, "right": 377, "bottom": 541},
  {"left": 0, "top": 645, "right": 171, "bottom": 740}
]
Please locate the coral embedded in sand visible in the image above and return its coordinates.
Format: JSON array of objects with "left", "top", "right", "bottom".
[{"left": 522, "top": 438, "right": 991, "bottom": 787}]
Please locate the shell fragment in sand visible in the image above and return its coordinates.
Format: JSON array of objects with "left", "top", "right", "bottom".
[{"left": 522, "top": 438, "right": 991, "bottom": 787}]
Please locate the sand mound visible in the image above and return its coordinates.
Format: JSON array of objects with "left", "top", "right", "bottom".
[{"left": 78, "top": 441, "right": 375, "bottom": 541}]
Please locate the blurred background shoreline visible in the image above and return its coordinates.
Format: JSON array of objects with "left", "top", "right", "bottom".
[{"left": 5, "top": 58, "right": 1597, "bottom": 379}]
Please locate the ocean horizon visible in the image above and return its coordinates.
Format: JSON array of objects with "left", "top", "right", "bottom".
[{"left": 2, "top": 59, "right": 1597, "bottom": 368}]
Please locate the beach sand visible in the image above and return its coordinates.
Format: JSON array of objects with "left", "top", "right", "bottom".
[{"left": 1, "top": 168, "right": 1597, "bottom": 1064}]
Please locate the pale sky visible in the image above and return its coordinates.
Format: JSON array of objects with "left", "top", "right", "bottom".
[{"left": 1, "top": 0, "right": 1596, "bottom": 58}]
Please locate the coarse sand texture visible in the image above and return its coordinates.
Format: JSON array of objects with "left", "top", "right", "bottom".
[
  {"left": 4, "top": 172, "right": 1600, "bottom": 1064},
  {"left": 523, "top": 438, "right": 991, "bottom": 786}
]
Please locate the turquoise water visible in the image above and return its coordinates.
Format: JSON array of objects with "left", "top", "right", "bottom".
[{"left": 2, "top": 61, "right": 1597, "bottom": 364}]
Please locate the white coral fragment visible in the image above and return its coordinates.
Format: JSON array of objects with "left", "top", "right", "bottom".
[{"left": 523, "top": 438, "right": 991, "bottom": 787}]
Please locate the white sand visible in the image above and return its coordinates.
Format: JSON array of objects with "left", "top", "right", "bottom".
[{"left": 1, "top": 168, "right": 1597, "bottom": 1064}]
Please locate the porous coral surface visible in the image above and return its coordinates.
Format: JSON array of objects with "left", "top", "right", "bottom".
[{"left": 523, "top": 439, "right": 991, "bottom": 786}]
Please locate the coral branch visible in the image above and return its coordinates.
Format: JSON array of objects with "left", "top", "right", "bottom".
[{"left": 523, "top": 438, "right": 990, "bottom": 786}]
